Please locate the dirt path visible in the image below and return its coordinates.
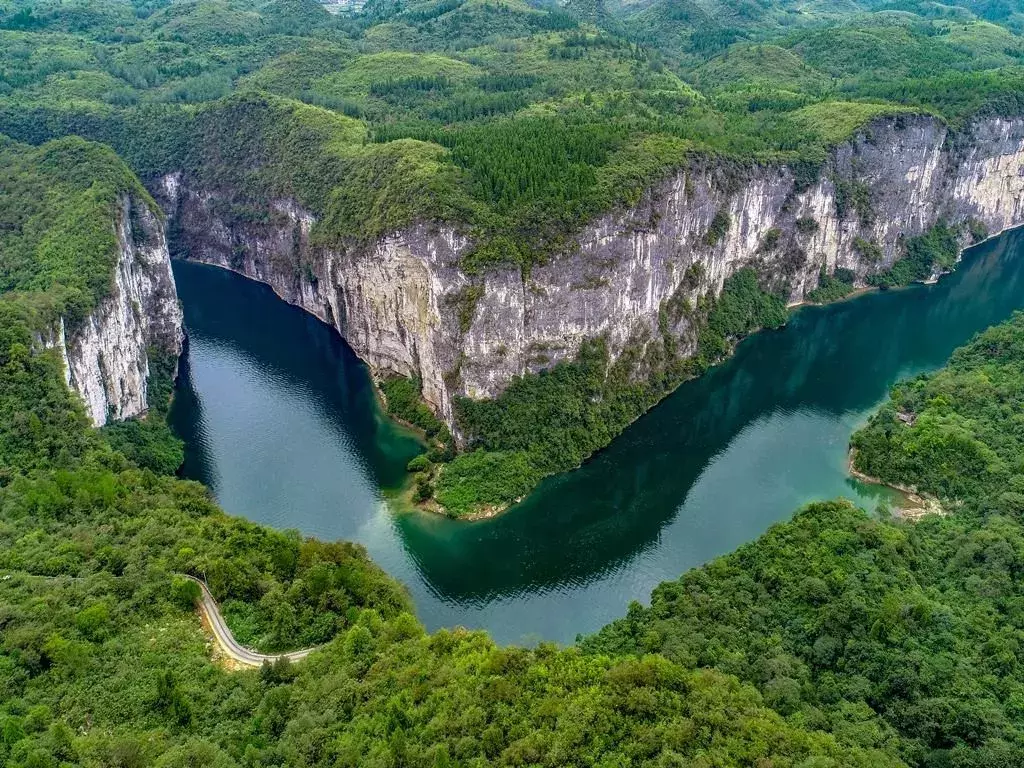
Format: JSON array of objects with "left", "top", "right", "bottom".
[{"left": 180, "top": 575, "right": 318, "bottom": 668}]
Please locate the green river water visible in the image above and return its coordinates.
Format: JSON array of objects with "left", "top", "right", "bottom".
[{"left": 170, "top": 228, "right": 1024, "bottom": 645}]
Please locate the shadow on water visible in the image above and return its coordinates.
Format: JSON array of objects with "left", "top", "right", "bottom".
[{"left": 171, "top": 230, "right": 1024, "bottom": 644}]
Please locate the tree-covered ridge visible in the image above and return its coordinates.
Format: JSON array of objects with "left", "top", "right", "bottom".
[
  {"left": 0, "top": 135, "right": 895, "bottom": 768},
  {"left": 0, "top": 135, "right": 163, "bottom": 474},
  {"left": 585, "top": 313, "right": 1024, "bottom": 767},
  {"left": 852, "top": 311, "right": 1024, "bottom": 511},
  {"left": 0, "top": 135, "right": 152, "bottom": 325}
]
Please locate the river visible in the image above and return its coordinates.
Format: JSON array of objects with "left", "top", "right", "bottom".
[{"left": 169, "top": 228, "right": 1024, "bottom": 645}]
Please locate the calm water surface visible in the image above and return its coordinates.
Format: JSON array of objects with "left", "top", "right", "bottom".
[{"left": 170, "top": 230, "right": 1024, "bottom": 645}]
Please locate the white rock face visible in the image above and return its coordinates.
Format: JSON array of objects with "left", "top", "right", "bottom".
[
  {"left": 156, "top": 115, "right": 1024, "bottom": 435},
  {"left": 43, "top": 195, "right": 184, "bottom": 426}
]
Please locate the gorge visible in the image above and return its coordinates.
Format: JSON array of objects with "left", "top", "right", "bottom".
[
  {"left": 155, "top": 114, "right": 1024, "bottom": 437},
  {"left": 170, "top": 224, "right": 1024, "bottom": 644},
  {"left": 44, "top": 114, "right": 1024, "bottom": 638},
  {"left": 10, "top": 0, "right": 1024, "bottom": 761}
]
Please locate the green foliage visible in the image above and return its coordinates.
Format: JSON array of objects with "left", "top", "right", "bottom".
[
  {"left": 100, "top": 415, "right": 184, "bottom": 476},
  {"left": 6, "top": 2, "right": 1024, "bottom": 763},
  {"left": 833, "top": 176, "right": 875, "bottom": 225},
  {"left": 967, "top": 217, "right": 989, "bottom": 243},
  {"left": 697, "top": 267, "right": 788, "bottom": 366},
  {"left": 435, "top": 449, "right": 541, "bottom": 516},
  {"left": 852, "top": 311, "right": 1024, "bottom": 507},
  {"left": 704, "top": 207, "right": 732, "bottom": 245},
  {"left": 380, "top": 375, "right": 447, "bottom": 440},
  {"left": 788, "top": 100, "right": 916, "bottom": 146},
  {"left": 451, "top": 338, "right": 613, "bottom": 473},
  {"left": 406, "top": 454, "right": 431, "bottom": 472},
  {"left": 853, "top": 235, "right": 884, "bottom": 263},
  {"left": 869, "top": 221, "right": 961, "bottom": 288},
  {"left": 1, "top": 0, "right": 1011, "bottom": 280},
  {"left": 796, "top": 215, "right": 819, "bottom": 235},
  {"left": 0, "top": 142, "right": 896, "bottom": 760},
  {"left": 807, "top": 266, "right": 856, "bottom": 303},
  {"left": 170, "top": 576, "right": 202, "bottom": 611},
  {"left": 184, "top": 93, "right": 474, "bottom": 243},
  {"left": 0, "top": 295, "right": 101, "bottom": 475},
  {"left": 0, "top": 135, "right": 150, "bottom": 325},
  {"left": 583, "top": 497, "right": 1024, "bottom": 765}
]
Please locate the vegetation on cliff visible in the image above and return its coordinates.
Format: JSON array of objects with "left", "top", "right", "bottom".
[
  {"left": 430, "top": 267, "right": 787, "bottom": 516},
  {"left": 868, "top": 221, "right": 964, "bottom": 289}
]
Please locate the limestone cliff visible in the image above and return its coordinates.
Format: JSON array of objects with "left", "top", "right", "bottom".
[
  {"left": 44, "top": 194, "right": 184, "bottom": 426},
  {"left": 154, "top": 115, "right": 1024, "bottom": 434}
]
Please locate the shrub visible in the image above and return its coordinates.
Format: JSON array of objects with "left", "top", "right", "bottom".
[{"left": 704, "top": 209, "right": 732, "bottom": 246}]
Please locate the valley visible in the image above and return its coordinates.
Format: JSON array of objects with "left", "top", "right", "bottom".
[{"left": 5, "top": 0, "right": 1024, "bottom": 764}]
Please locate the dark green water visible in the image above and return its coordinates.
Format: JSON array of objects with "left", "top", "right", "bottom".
[{"left": 170, "top": 229, "right": 1024, "bottom": 645}]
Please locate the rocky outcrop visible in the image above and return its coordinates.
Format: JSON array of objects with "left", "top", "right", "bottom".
[
  {"left": 44, "top": 194, "right": 183, "bottom": 426},
  {"left": 155, "top": 115, "right": 1024, "bottom": 434}
]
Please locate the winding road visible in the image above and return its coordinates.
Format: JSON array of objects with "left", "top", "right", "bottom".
[{"left": 180, "top": 575, "right": 318, "bottom": 668}]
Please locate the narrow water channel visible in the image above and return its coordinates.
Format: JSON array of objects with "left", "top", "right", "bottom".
[{"left": 170, "top": 229, "right": 1024, "bottom": 645}]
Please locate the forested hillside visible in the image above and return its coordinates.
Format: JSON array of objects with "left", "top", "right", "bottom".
[
  {"left": 1, "top": 0, "right": 1020, "bottom": 258},
  {"left": 6, "top": 0, "right": 1024, "bottom": 764},
  {"left": 586, "top": 312, "right": 1024, "bottom": 767}
]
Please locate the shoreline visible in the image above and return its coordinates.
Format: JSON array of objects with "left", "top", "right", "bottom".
[
  {"left": 175, "top": 223, "right": 1014, "bottom": 526},
  {"left": 847, "top": 449, "right": 945, "bottom": 521}
]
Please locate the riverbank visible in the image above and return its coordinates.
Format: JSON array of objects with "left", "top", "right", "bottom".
[
  {"left": 170, "top": 227, "right": 1024, "bottom": 643},
  {"left": 847, "top": 449, "right": 945, "bottom": 521}
]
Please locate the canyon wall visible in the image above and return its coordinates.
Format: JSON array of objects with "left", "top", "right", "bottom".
[
  {"left": 43, "top": 194, "right": 183, "bottom": 426},
  {"left": 155, "top": 115, "right": 1024, "bottom": 432}
]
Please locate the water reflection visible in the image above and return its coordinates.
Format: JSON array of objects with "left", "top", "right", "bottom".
[{"left": 172, "top": 230, "right": 1024, "bottom": 644}]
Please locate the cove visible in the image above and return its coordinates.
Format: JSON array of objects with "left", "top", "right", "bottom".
[{"left": 170, "top": 228, "right": 1024, "bottom": 645}]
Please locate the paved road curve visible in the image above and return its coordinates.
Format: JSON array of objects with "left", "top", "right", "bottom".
[{"left": 180, "top": 575, "right": 318, "bottom": 667}]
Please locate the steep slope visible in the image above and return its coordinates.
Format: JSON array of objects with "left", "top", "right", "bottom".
[
  {"left": 156, "top": 111, "right": 1024, "bottom": 512},
  {"left": 0, "top": 136, "right": 182, "bottom": 428}
]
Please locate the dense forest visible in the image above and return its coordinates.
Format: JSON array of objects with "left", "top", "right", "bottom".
[
  {"left": 6, "top": 0, "right": 1024, "bottom": 764},
  {"left": 586, "top": 312, "right": 1024, "bottom": 767}
]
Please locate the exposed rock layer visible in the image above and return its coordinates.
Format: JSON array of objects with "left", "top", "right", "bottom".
[
  {"left": 154, "top": 115, "right": 1024, "bottom": 433},
  {"left": 44, "top": 195, "right": 184, "bottom": 426}
]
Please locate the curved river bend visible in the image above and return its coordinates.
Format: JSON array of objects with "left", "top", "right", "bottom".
[{"left": 171, "top": 229, "right": 1024, "bottom": 645}]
